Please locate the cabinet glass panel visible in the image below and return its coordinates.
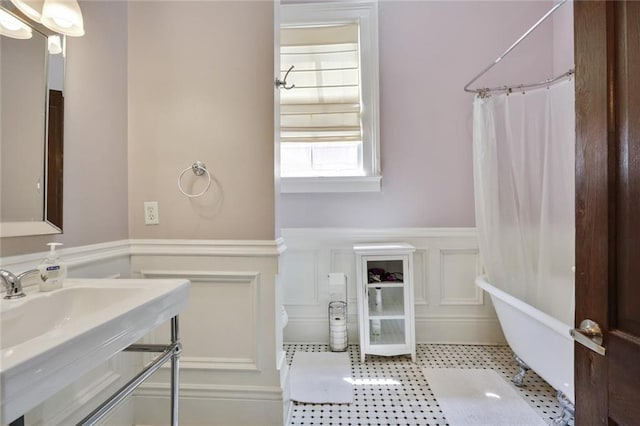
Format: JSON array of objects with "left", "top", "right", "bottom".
[
  {"left": 369, "top": 319, "right": 406, "bottom": 345},
  {"left": 366, "top": 259, "right": 404, "bottom": 284},
  {"left": 367, "top": 286, "right": 404, "bottom": 317}
]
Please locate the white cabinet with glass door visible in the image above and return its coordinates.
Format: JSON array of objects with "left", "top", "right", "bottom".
[{"left": 354, "top": 243, "right": 416, "bottom": 363}]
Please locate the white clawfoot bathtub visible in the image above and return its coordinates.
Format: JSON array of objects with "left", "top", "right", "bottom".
[{"left": 476, "top": 276, "right": 574, "bottom": 407}]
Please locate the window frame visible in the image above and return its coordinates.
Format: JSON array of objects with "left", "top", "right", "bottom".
[{"left": 278, "top": 0, "right": 381, "bottom": 193}]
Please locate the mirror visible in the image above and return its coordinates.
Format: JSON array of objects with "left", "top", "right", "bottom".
[{"left": 0, "top": 4, "right": 64, "bottom": 237}]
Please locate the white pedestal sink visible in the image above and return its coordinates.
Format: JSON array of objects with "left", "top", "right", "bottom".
[{"left": 0, "top": 278, "right": 190, "bottom": 424}]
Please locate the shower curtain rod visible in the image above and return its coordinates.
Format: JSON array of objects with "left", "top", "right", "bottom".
[{"left": 463, "top": 0, "right": 574, "bottom": 97}]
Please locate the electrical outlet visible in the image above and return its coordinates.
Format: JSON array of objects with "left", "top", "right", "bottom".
[{"left": 144, "top": 201, "right": 159, "bottom": 225}]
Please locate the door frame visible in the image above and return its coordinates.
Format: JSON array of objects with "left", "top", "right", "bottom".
[{"left": 574, "top": 1, "right": 610, "bottom": 422}]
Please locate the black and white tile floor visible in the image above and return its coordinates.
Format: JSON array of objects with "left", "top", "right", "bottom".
[{"left": 285, "top": 344, "right": 571, "bottom": 426}]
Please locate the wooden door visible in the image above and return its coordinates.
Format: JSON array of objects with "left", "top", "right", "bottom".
[
  {"left": 574, "top": 1, "right": 640, "bottom": 424},
  {"left": 47, "top": 89, "right": 63, "bottom": 230}
]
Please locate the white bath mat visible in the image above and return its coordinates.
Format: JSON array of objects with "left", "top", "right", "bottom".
[
  {"left": 289, "top": 351, "right": 353, "bottom": 404},
  {"left": 423, "top": 368, "right": 546, "bottom": 426}
]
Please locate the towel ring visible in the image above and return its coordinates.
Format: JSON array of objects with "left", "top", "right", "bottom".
[{"left": 178, "top": 161, "right": 212, "bottom": 198}]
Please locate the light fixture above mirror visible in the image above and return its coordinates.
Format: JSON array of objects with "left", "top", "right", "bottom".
[
  {"left": 0, "top": 8, "right": 32, "bottom": 38},
  {"left": 41, "top": 0, "right": 84, "bottom": 36},
  {"left": 9, "top": 0, "right": 42, "bottom": 22},
  {"left": 10, "top": 0, "right": 84, "bottom": 37}
]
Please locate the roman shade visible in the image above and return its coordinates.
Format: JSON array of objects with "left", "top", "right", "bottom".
[{"left": 280, "top": 23, "right": 362, "bottom": 144}]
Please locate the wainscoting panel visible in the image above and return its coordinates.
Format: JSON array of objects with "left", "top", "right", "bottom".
[
  {"left": 439, "top": 249, "right": 483, "bottom": 305},
  {"left": 129, "top": 239, "right": 286, "bottom": 426},
  {"left": 281, "top": 228, "right": 505, "bottom": 345},
  {"left": 281, "top": 250, "right": 320, "bottom": 306},
  {"left": 140, "top": 269, "right": 262, "bottom": 371}
]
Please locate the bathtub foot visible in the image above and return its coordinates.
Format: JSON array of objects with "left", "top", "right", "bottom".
[
  {"left": 552, "top": 391, "right": 575, "bottom": 425},
  {"left": 512, "top": 354, "right": 530, "bottom": 387}
]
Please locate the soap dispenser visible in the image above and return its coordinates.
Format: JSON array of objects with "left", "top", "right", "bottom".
[{"left": 38, "top": 242, "right": 67, "bottom": 292}]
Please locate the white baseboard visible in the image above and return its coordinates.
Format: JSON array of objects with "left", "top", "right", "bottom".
[
  {"left": 134, "top": 383, "right": 285, "bottom": 426},
  {"left": 414, "top": 317, "right": 505, "bottom": 344},
  {"left": 283, "top": 316, "right": 505, "bottom": 345},
  {"left": 136, "top": 382, "right": 283, "bottom": 400},
  {"left": 284, "top": 316, "right": 359, "bottom": 344}
]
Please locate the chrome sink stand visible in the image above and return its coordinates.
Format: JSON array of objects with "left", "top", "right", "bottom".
[{"left": 77, "top": 316, "right": 182, "bottom": 426}]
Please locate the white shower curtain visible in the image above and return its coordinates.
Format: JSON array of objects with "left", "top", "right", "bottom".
[{"left": 473, "top": 79, "right": 575, "bottom": 326}]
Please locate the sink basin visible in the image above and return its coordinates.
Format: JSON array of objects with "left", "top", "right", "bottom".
[
  {"left": 0, "top": 278, "right": 190, "bottom": 424},
  {"left": 1, "top": 287, "right": 144, "bottom": 349}
]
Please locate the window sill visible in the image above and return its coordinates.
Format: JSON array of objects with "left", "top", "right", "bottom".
[{"left": 280, "top": 176, "right": 382, "bottom": 194}]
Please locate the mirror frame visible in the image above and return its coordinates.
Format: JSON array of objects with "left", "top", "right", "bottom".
[{"left": 0, "top": 1, "right": 63, "bottom": 238}]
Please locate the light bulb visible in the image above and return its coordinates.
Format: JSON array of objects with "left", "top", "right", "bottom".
[
  {"left": 0, "top": 17, "right": 21, "bottom": 31},
  {"left": 52, "top": 16, "right": 72, "bottom": 28},
  {"left": 48, "top": 34, "right": 62, "bottom": 54},
  {"left": 0, "top": 9, "right": 32, "bottom": 39},
  {"left": 9, "top": 0, "right": 44, "bottom": 22},
  {"left": 41, "top": 0, "right": 84, "bottom": 37}
]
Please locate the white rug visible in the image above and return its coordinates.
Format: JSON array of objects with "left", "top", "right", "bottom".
[
  {"left": 289, "top": 351, "right": 353, "bottom": 404},
  {"left": 422, "top": 368, "right": 547, "bottom": 426}
]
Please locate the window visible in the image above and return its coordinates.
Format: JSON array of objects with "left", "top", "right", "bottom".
[
  {"left": 278, "top": 1, "right": 380, "bottom": 193},
  {"left": 280, "top": 23, "right": 362, "bottom": 177}
]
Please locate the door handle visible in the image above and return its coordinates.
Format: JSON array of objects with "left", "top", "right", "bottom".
[{"left": 571, "top": 319, "right": 606, "bottom": 356}]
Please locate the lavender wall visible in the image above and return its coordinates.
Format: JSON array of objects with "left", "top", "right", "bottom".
[
  {"left": 0, "top": 1, "right": 573, "bottom": 255},
  {"left": 279, "top": 0, "right": 557, "bottom": 228},
  {"left": 553, "top": 0, "right": 574, "bottom": 75}
]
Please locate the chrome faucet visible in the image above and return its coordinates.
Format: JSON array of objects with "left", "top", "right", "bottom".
[{"left": 0, "top": 269, "right": 38, "bottom": 299}]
